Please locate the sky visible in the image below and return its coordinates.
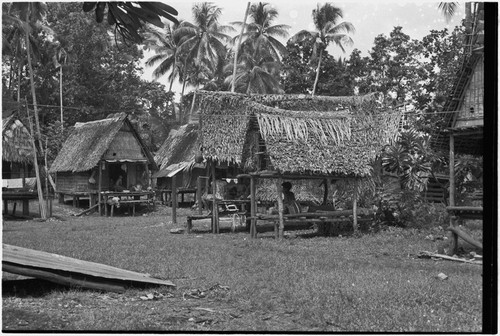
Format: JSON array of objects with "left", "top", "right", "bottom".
[{"left": 140, "top": 1, "right": 465, "bottom": 98}]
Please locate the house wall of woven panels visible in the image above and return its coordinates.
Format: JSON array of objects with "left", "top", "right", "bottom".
[
  {"left": 456, "top": 55, "right": 484, "bottom": 128},
  {"left": 56, "top": 171, "right": 98, "bottom": 193}
]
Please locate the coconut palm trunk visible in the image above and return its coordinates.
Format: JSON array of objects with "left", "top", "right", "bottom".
[
  {"left": 312, "top": 47, "right": 324, "bottom": 96},
  {"left": 24, "top": 11, "right": 47, "bottom": 219},
  {"left": 232, "top": 2, "right": 250, "bottom": 93},
  {"left": 59, "top": 64, "right": 63, "bottom": 130}
]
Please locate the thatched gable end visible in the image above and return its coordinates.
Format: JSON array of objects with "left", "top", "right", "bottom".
[
  {"left": 2, "top": 115, "right": 34, "bottom": 164},
  {"left": 155, "top": 123, "right": 200, "bottom": 170}
]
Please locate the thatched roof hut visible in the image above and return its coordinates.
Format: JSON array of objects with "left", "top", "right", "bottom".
[
  {"left": 50, "top": 113, "right": 156, "bottom": 174},
  {"left": 2, "top": 114, "right": 34, "bottom": 165},
  {"left": 195, "top": 90, "right": 400, "bottom": 178},
  {"left": 153, "top": 123, "right": 201, "bottom": 180},
  {"left": 49, "top": 113, "right": 158, "bottom": 202}
]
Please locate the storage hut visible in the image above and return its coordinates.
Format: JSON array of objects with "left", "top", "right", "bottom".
[
  {"left": 191, "top": 90, "right": 401, "bottom": 237},
  {"left": 49, "top": 113, "right": 157, "bottom": 208}
]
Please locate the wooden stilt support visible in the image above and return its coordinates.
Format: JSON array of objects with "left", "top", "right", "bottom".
[
  {"left": 250, "top": 175, "right": 256, "bottom": 238},
  {"left": 276, "top": 178, "right": 284, "bottom": 240},
  {"left": 172, "top": 174, "right": 177, "bottom": 225}
]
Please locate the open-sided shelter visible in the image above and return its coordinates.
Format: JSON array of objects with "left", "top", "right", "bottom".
[
  {"left": 192, "top": 90, "right": 401, "bottom": 237},
  {"left": 49, "top": 113, "right": 157, "bottom": 208}
]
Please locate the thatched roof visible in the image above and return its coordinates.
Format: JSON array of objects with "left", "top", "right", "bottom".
[
  {"left": 49, "top": 113, "right": 156, "bottom": 173},
  {"left": 2, "top": 114, "right": 34, "bottom": 164},
  {"left": 195, "top": 91, "right": 400, "bottom": 177},
  {"left": 431, "top": 5, "right": 484, "bottom": 156},
  {"left": 153, "top": 123, "right": 201, "bottom": 178}
]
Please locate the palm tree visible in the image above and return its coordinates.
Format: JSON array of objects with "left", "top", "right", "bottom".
[
  {"left": 174, "top": 3, "right": 234, "bottom": 120},
  {"left": 143, "top": 22, "right": 184, "bottom": 92},
  {"left": 225, "top": 43, "right": 283, "bottom": 94},
  {"left": 176, "top": 3, "right": 234, "bottom": 82},
  {"left": 233, "top": 2, "right": 290, "bottom": 62},
  {"left": 5, "top": 2, "right": 49, "bottom": 219},
  {"left": 291, "top": 3, "right": 355, "bottom": 96}
]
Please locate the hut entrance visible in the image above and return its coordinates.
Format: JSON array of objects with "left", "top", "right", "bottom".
[{"left": 108, "top": 163, "right": 127, "bottom": 191}]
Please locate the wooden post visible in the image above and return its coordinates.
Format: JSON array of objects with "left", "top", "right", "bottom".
[
  {"left": 172, "top": 174, "right": 177, "bottom": 225},
  {"left": 449, "top": 133, "right": 455, "bottom": 207},
  {"left": 197, "top": 176, "right": 203, "bottom": 215},
  {"left": 250, "top": 175, "right": 256, "bottom": 238},
  {"left": 352, "top": 179, "right": 359, "bottom": 232},
  {"left": 211, "top": 162, "right": 218, "bottom": 234},
  {"left": 22, "top": 200, "right": 29, "bottom": 216},
  {"left": 276, "top": 178, "right": 285, "bottom": 240},
  {"left": 322, "top": 178, "right": 328, "bottom": 205},
  {"left": 98, "top": 161, "right": 102, "bottom": 216},
  {"left": 449, "top": 133, "right": 458, "bottom": 254}
]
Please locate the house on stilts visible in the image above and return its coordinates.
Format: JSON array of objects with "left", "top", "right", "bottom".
[
  {"left": 49, "top": 113, "right": 157, "bottom": 209},
  {"left": 431, "top": 2, "right": 484, "bottom": 254}
]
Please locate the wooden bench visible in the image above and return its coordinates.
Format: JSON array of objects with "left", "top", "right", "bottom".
[
  {"left": 110, "top": 199, "right": 154, "bottom": 217},
  {"left": 186, "top": 210, "right": 247, "bottom": 233},
  {"left": 253, "top": 209, "right": 375, "bottom": 238}
]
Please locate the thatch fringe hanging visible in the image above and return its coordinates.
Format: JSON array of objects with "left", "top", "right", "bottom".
[{"left": 257, "top": 113, "right": 351, "bottom": 146}]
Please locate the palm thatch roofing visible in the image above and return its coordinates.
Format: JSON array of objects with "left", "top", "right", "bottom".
[
  {"left": 153, "top": 122, "right": 201, "bottom": 178},
  {"left": 194, "top": 90, "right": 400, "bottom": 177},
  {"left": 431, "top": 5, "right": 484, "bottom": 156},
  {"left": 2, "top": 114, "right": 34, "bottom": 164},
  {"left": 49, "top": 113, "right": 156, "bottom": 173}
]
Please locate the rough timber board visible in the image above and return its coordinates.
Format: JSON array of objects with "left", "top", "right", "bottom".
[{"left": 2, "top": 244, "right": 175, "bottom": 289}]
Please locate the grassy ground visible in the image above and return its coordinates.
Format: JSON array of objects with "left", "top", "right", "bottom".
[{"left": 2, "top": 200, "right": 483, "bottom": 332}]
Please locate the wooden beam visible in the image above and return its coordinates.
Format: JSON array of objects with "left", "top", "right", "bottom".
[
  {"left": 98, "top": 161, "right": 102, "bottom": 216},
  {"left": 447, "top": 226, "right": 483, "bottom": 250}
]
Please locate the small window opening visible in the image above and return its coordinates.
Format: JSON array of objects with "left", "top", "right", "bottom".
[{"left": 469, "top": 107, "right": 475, "bottom": 114}]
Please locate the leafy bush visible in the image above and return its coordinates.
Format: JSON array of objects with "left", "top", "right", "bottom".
[{"left": 374, "top": 190, "right": 449, "bottom": 229}]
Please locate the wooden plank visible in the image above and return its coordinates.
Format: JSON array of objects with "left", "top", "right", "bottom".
[
  {"left": 2, "top": 244, "right": 175, "bottom": 288},
  {"left": 3, "top": 263, "right": 127, "bottom": 293}
]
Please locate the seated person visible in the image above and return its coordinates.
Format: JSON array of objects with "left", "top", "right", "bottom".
[
  {"left": 282, "top": 181, "right": 301, "bottom": 214},
  {"left": 114, "top": 175, "right": 124, "bottom": 192}
]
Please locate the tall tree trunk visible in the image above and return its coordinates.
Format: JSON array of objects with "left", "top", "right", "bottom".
[
  {"left": 25, "top": 18, "right": 43, "bottom": 151},
  {"left": 168, "top": 72, "right": 175, "bottom": 92},
  {"left": 232, "top": 2, "right": 250, "bottom": 93},
  {"left": 312, "top": 47, "right": 323, "bottom": 96},
  {"left": 26, "top": 104, "right": 47, "bottom": 220},
  {"left": 59, "top": 65, "right": 63, "bottom": 131},
  {"left": 25, "top": 13, "right": 47, "bottom": 219}
]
